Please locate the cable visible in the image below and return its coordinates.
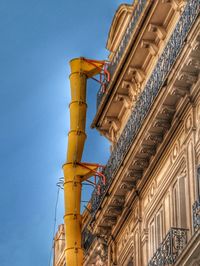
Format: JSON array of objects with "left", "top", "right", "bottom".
[{"left": 48, "top": 186, "right": 60, "bottom": 266}]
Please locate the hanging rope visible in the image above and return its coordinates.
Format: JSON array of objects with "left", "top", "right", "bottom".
[{"left": 48, "top": 186, "right": 60, "bottom": 266}]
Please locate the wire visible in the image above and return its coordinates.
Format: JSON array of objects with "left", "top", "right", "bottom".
[
  {"left": 48, "top": 186, "right": 60, "bottom": 266},
  {"left": 56, "top": 177, "right": 64, "bottom": 190}
]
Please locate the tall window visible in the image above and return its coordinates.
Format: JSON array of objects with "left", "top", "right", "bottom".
[
  {"left": 149, "top": 208, "right": 164, "bottom": 258},
  {"left": 172, "top": 182, "right": 179, "bottom": 227},
  {"left": 156, "top": 208, "right": 164, "bottom": 248},
  {"left": 150, "top": 219, "right": 155, "bottom": 256},
  {"left": 179, "top": 175, "right": 187, "bottom": 228},
  {"left": 172, "top": 176, "right": 188, "bottom": 228}
]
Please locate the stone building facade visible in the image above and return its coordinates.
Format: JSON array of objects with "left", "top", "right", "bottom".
[{"left": 54, "top": 1, "right": 200, "bottom": 265}]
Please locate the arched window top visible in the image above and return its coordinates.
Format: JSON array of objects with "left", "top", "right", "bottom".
[{"left": 106, "top": 4, "right": 134, "bottom": 55}]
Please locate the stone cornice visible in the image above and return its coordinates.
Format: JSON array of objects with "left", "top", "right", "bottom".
[
  {"left": 90, "top": 0, "right": 200, "bottom": 218},
  {"left": 94, "top": 37, "right": 199, "bottom": 226},
  {"left": 80, "top": 2, "right": 200, "bottom": 257},
  {"left": 92, "top": 0, "right": 151, "bottom": 128},
  {"left": 81, "top": 1, "right": 200, "bottom": 260},
  {"left": 92, "top": 0, "right": 186, "bottom": 135}
]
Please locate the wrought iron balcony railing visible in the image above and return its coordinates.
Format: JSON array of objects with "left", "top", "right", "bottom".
[
  {"left": 97, "top": 0, "right": 147, "bottom": 108},
  {"left": 91, "top": 0, "right": 200, "bottom": 215},
  {"left": 148, "top": 228, "right": 188, "bottom": 266},
  {"left": 193, "top": 199, "right": 200, "bottom": 231}
]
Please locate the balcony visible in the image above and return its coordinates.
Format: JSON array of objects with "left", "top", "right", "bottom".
[
  {"left": 148, "top": 228, "right": 188, "bottom": 266},
  {"left": 91, "top": 0, "right": 200, "bottom": 215},
  {"left": 83, "top": 0, "right": 200, "bottom": 259},
  {"left": 193, "top": 199, "right": 200, "bottom": 231}
]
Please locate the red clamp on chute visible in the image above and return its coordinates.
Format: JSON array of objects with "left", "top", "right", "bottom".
[
  {"left": 82, "top": 58, "right": 110, "bottom": 94},
  {"left": 77, "top": 162, "right": 106, "bottom": 194}
]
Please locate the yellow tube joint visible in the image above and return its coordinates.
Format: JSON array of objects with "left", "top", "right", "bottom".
[{"left": 70, "top": 57, "right": 105, "bottom": 78}]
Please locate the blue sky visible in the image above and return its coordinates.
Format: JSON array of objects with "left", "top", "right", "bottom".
[{"left": 0, "top": 1, "right": 132, "bottom": 265}]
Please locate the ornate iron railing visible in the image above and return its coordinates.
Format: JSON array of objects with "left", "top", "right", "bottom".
[
  {"left": 91, "top": 0, "right": 200, "bottom": 214},
  {"left": 97, "top": 0, "right": 147, "bottom": 107},
  {"left": 148, "top": 228, "right": 188, "bottom": 266},
  {"left": 193, "top": 199, "right": 200, "bottom": 231}
]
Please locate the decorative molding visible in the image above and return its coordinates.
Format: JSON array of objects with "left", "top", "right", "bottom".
[
  {"left": 114, "top": 93, "right": 132, "bottom": 109},
  {"left": 112, "top": 195, "right": 125, "bottom": 207},
  {"left": 106, "top": 206, "right": 122, "bottom": 216},
  {"left": 148, "top": 24, "right": 167, "bottom": 40},
  {"left": 97, "top": 0, "right": 147, "bottom": 107},
  {"left": 141, "top": 40, "right": 158, "bottom": 55},
  {"left": 91, "top": 0, "right": 200, "bottom": 216}
]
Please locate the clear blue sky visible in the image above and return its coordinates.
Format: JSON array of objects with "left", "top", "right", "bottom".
[{"left": 0, "top": 1, "right": 132, "bottom": 265}]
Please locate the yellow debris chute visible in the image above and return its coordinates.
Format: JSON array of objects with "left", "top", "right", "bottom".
[{"left": 63, "top": 57, "right": 108, "bottom": 266}]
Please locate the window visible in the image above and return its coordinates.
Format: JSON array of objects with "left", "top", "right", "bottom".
[
  {"left": 150, "top": 219, "right": 155, "bottom": 256},
  {"left": 149, "top": 207, "right": 164, "bottom": 257},
  {"left": 172, "top": 182, "right": 179, "bottom": 227},
  {"left": 179, "top": 175, "right": 187, "bottom": 228},
  {"left": 156, "top": 208, "right": 164, "bottom": 248},
  {"left": 172, "top": 175, "right": 188, "bottom": 228},
  {"left": 164, "top": 193, "right": 171, "bottom": 233}
]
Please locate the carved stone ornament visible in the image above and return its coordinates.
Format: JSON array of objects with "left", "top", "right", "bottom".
[
  {"left": 112, "top": 195, "right": 125, "bottom": 207},
  {"left": 92, "top": 0, "right": 200, "bottom": 223}
]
